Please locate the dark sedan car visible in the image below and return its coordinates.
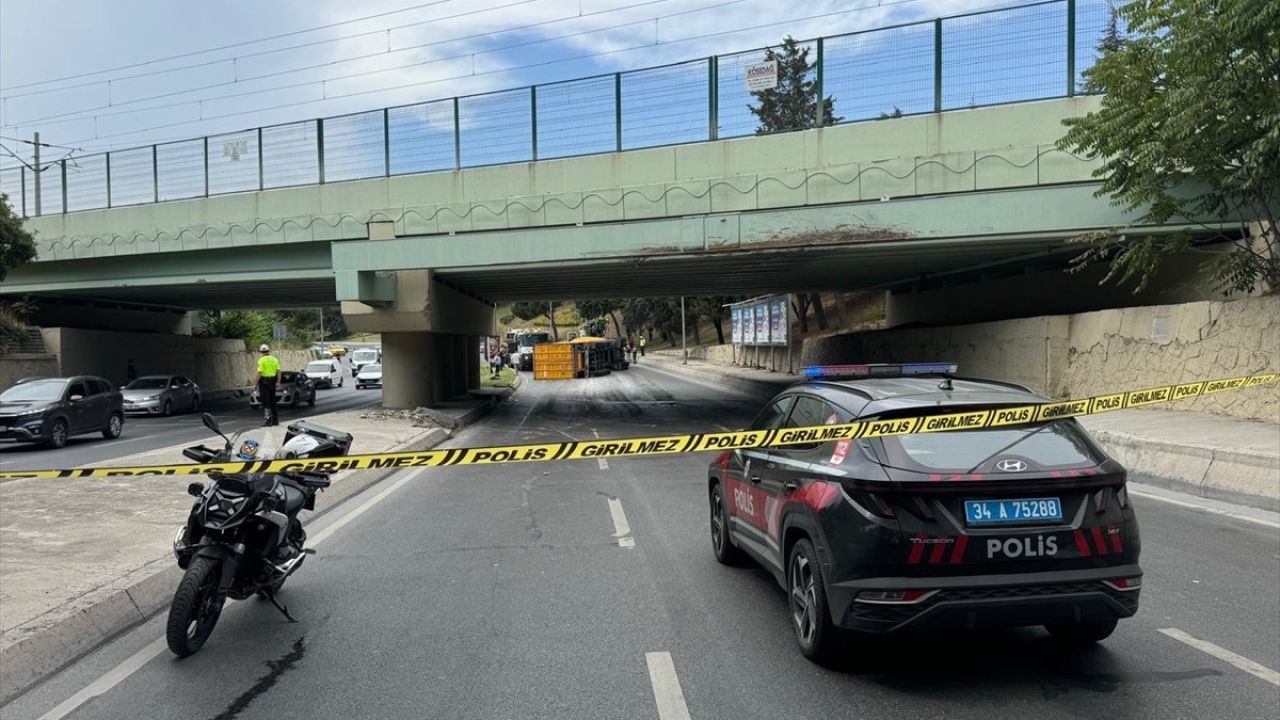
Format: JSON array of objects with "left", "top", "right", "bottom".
[
  {"left": 249, "top": 371, "right": 316, "bottom": 409},
  {"left": 0, "top": 376, "right": 125, "bottom": 448},
  {"left": 708, "top": 363, "right": 1141, "bottom": 663}
]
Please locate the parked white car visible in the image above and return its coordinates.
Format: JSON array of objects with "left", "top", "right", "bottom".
[
  {"left": 304, "top": 360, "right": 344, "bottom": 389},
  {"left": 355, "top": 363, "right": 382, "bottom": 389}
]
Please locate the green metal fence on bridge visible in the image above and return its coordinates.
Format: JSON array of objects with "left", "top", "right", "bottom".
[{"left": 0, "top": 0, "right": 1114, "bottom": 219}]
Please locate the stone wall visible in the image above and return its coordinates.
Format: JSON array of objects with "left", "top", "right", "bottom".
[
  {"left": 0, "top": 355, "right": 59, "bottom": 389},
  {"left": 1061, "top": 298, "right": 1279, "bottom": 421},
  {"left": 38, "top": 328, "right": 315, "bottom": 393},
  {"left": 795, "top": 296, "right": 1278, "bottom": 423}
]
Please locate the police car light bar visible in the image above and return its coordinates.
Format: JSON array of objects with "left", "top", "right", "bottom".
[{"left": 802, "top": 363, "right": 958, "bottom": 379}]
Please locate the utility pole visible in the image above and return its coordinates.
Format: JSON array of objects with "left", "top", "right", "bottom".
[
  {"left": 32, "top": 132, "right": 41, "bottom": 217},
  {"left": 319, "top": 307, "right": 326, "bottom": 346},
  {"left": 681, "top": 296, "right": 687, "bottom": 365}
]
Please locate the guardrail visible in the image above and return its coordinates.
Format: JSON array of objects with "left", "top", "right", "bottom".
[{"left": 0, "top": 0, "right": 1113, "bottom": 218}]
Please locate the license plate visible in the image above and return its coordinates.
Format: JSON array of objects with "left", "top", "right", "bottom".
[{"left": 965, "top": 498, "right": 1063, "bottom": 525}]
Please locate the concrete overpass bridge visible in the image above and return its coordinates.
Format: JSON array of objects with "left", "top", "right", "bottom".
[{"left": 2, "top": 96, "right": 1228, "bottom": 405}]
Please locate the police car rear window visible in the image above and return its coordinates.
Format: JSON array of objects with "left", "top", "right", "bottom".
[{"left": 868, "top": 411, "right": 1103, "bottom": 473}]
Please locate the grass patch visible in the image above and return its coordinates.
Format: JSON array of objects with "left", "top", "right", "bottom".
[{"left": 482, "top": 367, "right": 517, "bottom": 389}]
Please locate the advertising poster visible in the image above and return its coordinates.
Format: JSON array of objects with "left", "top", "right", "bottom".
[
  {"left": 770, "top": 298, "right": 787, "bottom": 345},
  {"left": 754, "top": 303, "right": 768, "bottom": 345},
  {"left": 731, "top": 307, "right": 742, "bottom": 344}
]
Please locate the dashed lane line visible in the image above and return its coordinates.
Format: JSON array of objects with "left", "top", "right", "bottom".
[
  {"left": 645, "top": 651, "right": 693, "bottom": 720},
  {"left": 608, "top": 497, "right": 635, "bottom": 548},
  {"left": 1158, "top": 628, "right": 1280, "bottom": 687}
]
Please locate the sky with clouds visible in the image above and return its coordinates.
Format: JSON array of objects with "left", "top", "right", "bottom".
[{"left": 0, "top": 0, "right": 1105, "bottom": 177}]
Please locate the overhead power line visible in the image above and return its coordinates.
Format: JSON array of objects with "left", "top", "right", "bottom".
[
  {"left": 2, "top": 0, "right": 460, "bottom": 91},
  {"left": 50, "top": 0, "right": 940, "bottom": 151},
  {"left": 10, "top": 0, "right": 744, "bottom": 130}
]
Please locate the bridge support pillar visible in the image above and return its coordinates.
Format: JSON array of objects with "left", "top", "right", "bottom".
[{"left": 341, "top": 269, "right": 491, "bottom": 408}]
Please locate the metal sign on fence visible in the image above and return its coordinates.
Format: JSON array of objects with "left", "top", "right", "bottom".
[{"left": 745, "top": 60, "right": 778, "bottom": 92}]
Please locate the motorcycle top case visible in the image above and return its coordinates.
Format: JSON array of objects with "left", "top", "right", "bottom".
[{"left": 283, "top": 420, "right": 354, "bottom": 455}]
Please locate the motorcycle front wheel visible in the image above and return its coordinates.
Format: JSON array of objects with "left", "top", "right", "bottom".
[{"left": 166, "top": 556, "right": 224, "bottom": 657}]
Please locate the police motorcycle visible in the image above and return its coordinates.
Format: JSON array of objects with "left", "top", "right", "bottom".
[{"left": 167, "top": 413, "right": 351, "bottom": 657}]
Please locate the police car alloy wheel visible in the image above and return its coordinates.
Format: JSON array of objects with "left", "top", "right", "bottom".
[
  {"left": 710, "top": 484, "right": 746, "bottom": 566},
  {"left": 788, "top": 539, "right": 841, "bottom": 662}
]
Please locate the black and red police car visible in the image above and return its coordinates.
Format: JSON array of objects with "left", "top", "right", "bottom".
[{"left": 708, "top": 363, "right": 1142, "bottom": 663}]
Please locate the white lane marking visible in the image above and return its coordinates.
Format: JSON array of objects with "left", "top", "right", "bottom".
[
  {"left": 38, "top": 638, "right": 167, "bottom": 720},
  {"left": 608, "top": 497, "right": 634, "bottom": 548},
  {"left": 308, "top": 466, "right": 428, "bottom": 547},
  {"left": 598, "top": 458, "right": 610, "bottom": 470},
  {"left": 36, "top": 466, "right": 427, "bottom": 720},
  {"left": 645, "top": 651, "right": 693, "bottom": 720},
  {"left": 713, "top": 423, "right": 732, "bottom": 433},
  {"left": 1158, "top": 628, "right": 1280, "bottom": 687},
  {"left": 1128, "top": 487, "right": 1280, "bottom": 529}
]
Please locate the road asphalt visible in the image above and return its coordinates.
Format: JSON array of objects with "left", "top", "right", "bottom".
[
  {"left": 0, "top": 357, "right": 383, "bottom": 473},
  {"left": 2, "top": 365, "right": 1277, "bottom": 720}
]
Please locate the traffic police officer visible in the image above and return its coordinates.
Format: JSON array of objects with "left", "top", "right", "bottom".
[{"left": 255, "top": 344, "right": 281, "bottom": 426}]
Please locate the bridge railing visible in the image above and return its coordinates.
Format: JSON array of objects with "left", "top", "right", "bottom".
[{"left": 0, "top": 0, "right": 1113, "bottom": 219}]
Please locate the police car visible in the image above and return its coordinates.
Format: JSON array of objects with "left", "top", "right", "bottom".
[{"left": 708, "top": 363, "right": 1141, "bottom": 663}]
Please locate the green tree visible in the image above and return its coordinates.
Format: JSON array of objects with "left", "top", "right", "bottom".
[
  {"left": 690, "top": 297, "right": 737, "bottom": 345},
  {"left": 1058, "top": 0, "right": 1280, "bottom": 294},
  {"left": 0, "top": 193, "right": 37, "bottom": 283},
  {"left": 201, "top": 310, "right": 275, "bottom": 347},
  {"left": 574, "top": 298, "right": 625, "bottom": 337},
  {"left": 748, "top": 36, "right": 841, "bottom": 134},
  {"left": 510, "top": 301, "right": 561, "bottom": 340}
]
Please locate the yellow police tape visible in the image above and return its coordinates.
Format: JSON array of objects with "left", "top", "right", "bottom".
[{"left": 1, "top": 373, "right": 1275, "bottom": 481}]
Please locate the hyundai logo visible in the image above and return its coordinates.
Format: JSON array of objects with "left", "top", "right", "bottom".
[{"left": 996, "top": 459, "right": 1027, "bottom": 472}]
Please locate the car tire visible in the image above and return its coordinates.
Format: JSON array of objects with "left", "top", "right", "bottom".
[
  {"left": 162, "top": 399, "right": 172, "bottom": 417},
  {"left": 45, "top": 419, "right": 69, "bottom": 449},
  {"left": 710, "top": 483, "right": 748, "bottom": 566},
  {"left": 191, "top": 395, "right": 201, "bottom": 412},
  {"left": 789, "top": 538, "right": 843, "bottom": 664},
  {"left": 291, "top": 393, "right": 300, "bottom": 408},
  {"left": 1045, "top": 618, "right": 1118, "bottom": 645},
  {"left": 307, "top": 391, "right": 316, "bottom": 407},
  {"left": 102, "top": 413, "right": 123, "bottom": 440}
]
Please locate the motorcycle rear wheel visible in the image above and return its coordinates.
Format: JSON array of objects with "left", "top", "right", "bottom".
[{"left": 166, "top": 556, "right": 223, "bottom": 657}]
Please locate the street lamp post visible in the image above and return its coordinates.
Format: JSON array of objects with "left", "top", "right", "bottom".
[{"left": 681, "top": 296, "right": 687, "bottom": 365}]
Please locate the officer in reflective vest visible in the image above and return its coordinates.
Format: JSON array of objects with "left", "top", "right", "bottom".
[{"left": 255, "top": 344, "right": 281, "bottom": 427}]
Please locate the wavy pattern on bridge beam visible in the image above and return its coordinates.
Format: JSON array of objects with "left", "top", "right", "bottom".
[{"left": 37, "top": 146, "right": 1093, "bottom": 256}]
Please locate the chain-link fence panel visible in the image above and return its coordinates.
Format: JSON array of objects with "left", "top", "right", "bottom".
[
  {"left": 621, "top": 59, "right": 709, "bottom": 150},
  {"left": 65, "top": 154, "right": 108, "bottom": 212},
  {"left": 156, "top": 139, "right": 205, "bottom": 201},
  {"left": 942, "top": 1, "right": 1068, "bottom": 110},
  {"left": 207, "top": 130, "right": 259, "bottom": 195},
  {"left": 824, "top": 23, "right": 935, "bottom": 122},
  {"left": 0, "top": 166, "right": 22, "bottom": 215},
  {"left": 324, "top": 110, "right": 386, "bottom": 182},
  {"left": 262, "top": 121, "right": 319, "bottom": 189},
  {"left": 38, "top": 163, "right": 65, "bottom": 215},
  {"left": 388, "top": 100, "right": 455, "bottom": 175},
  {"left": 459, "top": 89, "right": 532, "bottom": 168},
  {"left": 1074, "top": 0, "right": 1120, "bottom": 92},
  {"left": 108, "top": 147, "right": 155, "bottom": 207},
  {"left": 717, "top": 42, "right": 817, "bottom": 139},
  {"left": 536, "top": 75, "right": 617, "bottom": 160}
]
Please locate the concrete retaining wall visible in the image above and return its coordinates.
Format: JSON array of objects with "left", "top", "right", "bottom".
[
  {"left": 0, "top": 354, "right": 59, "bottom": 389},
  {"left": 800, "top": 296, "right": 1278, "bottom": 423},
  {"left": 38, "top": 328, "right": 315, "bottom": 392}
]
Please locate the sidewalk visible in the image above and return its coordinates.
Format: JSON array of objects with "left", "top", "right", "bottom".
[
  {"left": 642, "top": 354, "right": 1280, "bottom": 511},
  {"left": 0, "top": 392, "right": 507, "bottom": 704}
]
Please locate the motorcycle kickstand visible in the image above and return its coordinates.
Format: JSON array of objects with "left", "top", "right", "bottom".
[{"left": 264, "top": 589, "right": 298, "bottom": 623}]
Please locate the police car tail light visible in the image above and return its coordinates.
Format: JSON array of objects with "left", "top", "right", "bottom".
[
  {"left": 802, "top": 362, "right": 958, "bottom": 379},
  {"left": 1103, "top": 577, "right": 1142, "bottom": 591},
  {"left": 843, "top": 488, "right": 895, "bottom": 519},
  {"left": 855, "top": 589, "right": 936, "bottom": 604}
]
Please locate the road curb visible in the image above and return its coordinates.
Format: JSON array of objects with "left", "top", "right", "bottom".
[
  {"left": 0, "top": 399, "right": 504, "bottom": 706},
  {"left": 1085, "top": 428, "right": 1280, "bottom": 513},
  {"left": 641, "top": 355, "right": 786, "bottom": 398}
]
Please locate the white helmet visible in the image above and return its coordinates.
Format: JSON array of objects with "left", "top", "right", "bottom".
[{"left": 259, "top": 344, "right": 270, "bottom": 353}]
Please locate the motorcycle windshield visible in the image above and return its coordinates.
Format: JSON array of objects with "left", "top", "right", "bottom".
[{"left": 225, "top": 427, "right": 287, "bottom": 462}]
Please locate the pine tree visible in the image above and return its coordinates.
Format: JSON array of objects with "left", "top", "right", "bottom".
[{"left": 748, "top": 37, "right": 840, "bottom": 134}]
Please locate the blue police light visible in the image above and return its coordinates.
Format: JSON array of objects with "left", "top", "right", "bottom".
[{"left": 802, "top": 363, "right": 958, "bottom": 379}]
